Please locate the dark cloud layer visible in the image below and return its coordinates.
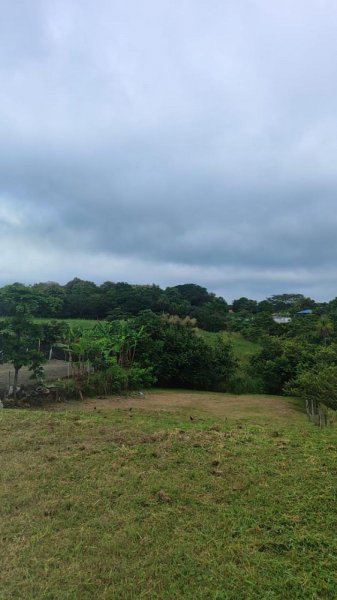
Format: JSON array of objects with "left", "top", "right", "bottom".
[{"left": 1, "top": 0, "right": 337, "bottom": 300}]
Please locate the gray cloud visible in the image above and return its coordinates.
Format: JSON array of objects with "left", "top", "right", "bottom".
[{"left": 1, "top": 0, "right": 337, "bottom": 301}]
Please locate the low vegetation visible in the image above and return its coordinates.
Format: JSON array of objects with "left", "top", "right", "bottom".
[{"left": 1, "top": 392, "right": 337, "bottom": 599}]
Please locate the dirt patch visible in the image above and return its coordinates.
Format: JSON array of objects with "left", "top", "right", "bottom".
[
  {"left": 0, "top": 360, "right": 70, "bottom": 391},
  {"left": 42, "top": 389, "right": 303, "bottom": 421}
]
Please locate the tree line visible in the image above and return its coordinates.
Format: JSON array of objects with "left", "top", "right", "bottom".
[
  {"left": 1, "top": 282, "right": 337, "bottom": 333},
  {"left": 0, "top": 285, "right": 237, "bottom": 399},
  {"left": 0, "top": 280, "right": 229, "bottom": 331},
  {"left": 229, "top": 294, "right": 337, "bottom": 422},
  {"left": 2, "top": 283, "right": 337, "bottom": 420}
]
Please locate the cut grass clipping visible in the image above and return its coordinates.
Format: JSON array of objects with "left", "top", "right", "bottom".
[{"left": 1, "top": 391, "right": 337, "bottom": 599}]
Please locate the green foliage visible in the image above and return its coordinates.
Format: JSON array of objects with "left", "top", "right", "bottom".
[
  {"left": 0, "top": 282, "right": 62, "bottom": 318},
  {"left": 315, "top": 315, "right": 334, "bottom": 344},
  {"left": 83, "top": 362, "right": 154, "bottom": 396},
  {"left": 133, "top": 312, "right": 237, "bottom": 391},
  {"left": 240, "top": 312, "right": 279, "bottom": 341},
  {"left": 251, "top": 329, "right": 337, "bottom": 416},
  {"left": 126, "top": 365, "right": 155, "bottom": 389},
  {"left": 232, "top": 296, "right": 258, "bottom": 314},
  {"left": 29, "top": 361, "right": 45, "bottom": 384},
  {"left": 63, "top": 278, "right": 105, "bottom": 318},
  {"left": 284, "top": 314, "right": 316, "bottom": 341},
  {"left": 250, "top": 337, "right": 312, "bottom": 395},
  {"left": 0, "top": 286, "right": 45, "bottom": 395},
  {"left": 228, "top": 371, "right": 263, "bottom": 394},
  {"left": 0, "top": 280, "right": 230, "bottom": 331},
  {"left": 92, "top": 320, "right": 145, "bottom": 368},
  {"left": 195, "top": 329, "right": 260, "bottom": 361},
  {"left": 167, "top": 283, "right": 211, "bottom": 306},
  {"left": 4, "top": 281, "right": 337, "bottom": 403},
  {"left": 265, "top": 294, "right": 316, "bottom": 313},
  {"left": 285, "top": 344, "right": 337, "bottom": 414},
  {"left": 53, "top": 319, "right": 154, "bottom": 398},
  {"left": 192, "top": 299, "right": 228, "bottom": 331},
  {"left": 287, "top": 365, "right": 337, "bottom": 411}
]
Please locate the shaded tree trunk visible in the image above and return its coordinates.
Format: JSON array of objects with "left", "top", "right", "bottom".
[{"left": 13, "top": 365, "right": 20, "bottom": 400}]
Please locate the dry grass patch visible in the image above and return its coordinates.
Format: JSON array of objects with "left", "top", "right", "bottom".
[{"left": 44, "top": 389, "right": 303, "bottom": 424}]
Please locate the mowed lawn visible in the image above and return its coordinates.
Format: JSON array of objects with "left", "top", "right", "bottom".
[{"left": 1, "top": 392, "right": 337, "bottom": 599}]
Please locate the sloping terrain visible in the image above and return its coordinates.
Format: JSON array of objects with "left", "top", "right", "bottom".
[{"left": 1, "top": 392, "right": 337, "bottom": 599}]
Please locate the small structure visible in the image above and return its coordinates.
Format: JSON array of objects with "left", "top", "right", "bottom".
[
  {"left": 296, "top": 309, "right": 313, "bottom": 316},
  {"left": 272, "top": 314, "right": 292, "bottom": 324}
]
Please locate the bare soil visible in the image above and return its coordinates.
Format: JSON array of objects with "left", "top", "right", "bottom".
[
  {"left": 0, "top": 360, "right": 70, "bottom": 391},
  {"left": 43, "top": 389, "right": 302, "bottom": 421}
]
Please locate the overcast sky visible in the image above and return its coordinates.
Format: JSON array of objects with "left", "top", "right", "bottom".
[{"left": 1, "top": 0, "right": 337, "bottom": 301}]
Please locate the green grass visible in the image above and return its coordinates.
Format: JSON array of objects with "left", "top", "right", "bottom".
[
  {"left": 197, "top": 329, "right": 260, "bottom": 363},
  {"left": 34, "top": 318, "right": 98, "bottom": 330},
  {"left": 1, "top": 392, "right": 337, "bottom": 599}
]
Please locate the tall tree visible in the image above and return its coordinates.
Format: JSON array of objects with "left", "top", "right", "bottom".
[{"left": 0, "top": 285, "right": 45, "bottom": 398}]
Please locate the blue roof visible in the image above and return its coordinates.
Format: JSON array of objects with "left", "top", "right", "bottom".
[{"left": 297, "top": 309, "right": 313, "bottom": 315}]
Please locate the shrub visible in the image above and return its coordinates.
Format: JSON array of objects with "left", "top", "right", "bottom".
[
  {"left": 287, "top": 365, "right": 337, "bottom": 412},
  {"left": 83, "top": 363, "right": 154, "bottom": 396},
  {"left": 134, "top": 313, "right": 237, "bottom": 391},
  {"left": 228, "top": 372, "right": 263, "bottom": 394},
  {"left": 250, "top": 337, "right": 313, "bottom": 395}
]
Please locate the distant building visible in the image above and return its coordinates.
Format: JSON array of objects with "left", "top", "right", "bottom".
[
  {"left": 296, "top": 309, "right": 313, "bottom": 316},
  {"left": 272, "top": 314, "right": 292, "bottom": 324}
]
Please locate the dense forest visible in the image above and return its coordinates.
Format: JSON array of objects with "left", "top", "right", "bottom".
[
  {"left": 0, "top": 279, "right": 230, "bottom": 331},
  {"left": 1, "top": 280, "right": 337, "bottom": 419},
  {"left": 0, "top": 279, "right": 336, "bottom": 329}
]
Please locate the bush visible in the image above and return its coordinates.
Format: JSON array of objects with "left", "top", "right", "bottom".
[
  {"left": 228, "top": 372, "right": 263, "bottom": 394},
  {"left": 83, "top": 363, "right": 154, "bottom": 396},
  {"left": 127, "top": 366, "right": 155, "bottom": 390},
  {"left": 133, "top": 313, "right": 237, "bottom": 391},
  {"left": 287, "top": 365, "right": 337, "bottom": 412},
  {"left": 249, "top": 337, "right": 313, "bottom": 395}
]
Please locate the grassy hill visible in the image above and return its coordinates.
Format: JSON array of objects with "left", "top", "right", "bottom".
[
  {"left": 196, "top": 329, "right": 260, "bottom": 363},
  {"left": 1, "top": 391, "right": 336, "bottom": 599}
]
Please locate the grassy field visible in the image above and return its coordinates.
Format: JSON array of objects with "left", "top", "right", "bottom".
[
  {"left": 196, "top": 329, "right": 260, "bottom": 363},
  {"left": 34, "top": 318, "right": 98, "bottom": 330},
  {"left": 196, "top": 330, "right": 260, "bottom": 392},
  {"left": 1, "top": 391, "right": 337, "bottom": 599}
]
